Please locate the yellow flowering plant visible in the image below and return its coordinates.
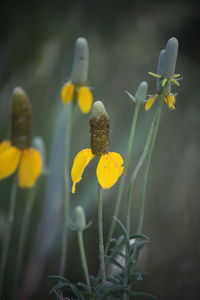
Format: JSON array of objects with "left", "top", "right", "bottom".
[
  {"left": 50, "top": 36, "right": 181, "bottom": 300},
  {"left": 71, "top": 101, "right": 124, "bottom": 193},
  {"left": 0, "top": 87, "right": 42, "bottom": 188}
]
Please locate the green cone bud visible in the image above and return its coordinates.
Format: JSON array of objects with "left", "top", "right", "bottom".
[
  {"left": 135, "top": 81, "right": 148, "bottom": 103},
  {"left": 71, "top": 37, "right": 89, "bottom": 86},
  {"left": 162, "top": 37, "right": 178, "bottom": 79},
  {"left": 74, "top": 206, "right": 86, "bottom": 231},
  {"left": 90, "top": 101, "right": 110, "bottom": 156},
  {"left": 11, "top": 87, "right": 32, "bottom": 149}
]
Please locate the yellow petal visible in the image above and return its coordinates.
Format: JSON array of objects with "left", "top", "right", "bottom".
[
  {"left": 77, "top": 86, "right": 93, "bottom": 113},
  {"left": 61, "top": 82, "right": 74, "bottom": 104},
  {"left": 145, "top": 96, "right": 157, "bottom": 111},
  {"left": 71, "top": 148, "right": 95, "bottom": 193},
  {"left": 164, "top": 94, "right": 176, "bottom": 110},
  {"left": 0, "top": 141, "right": 21, "bottom": 180},
  {"left": 96, "top": 152, "right": 124, "bottom": 189},
  {"left": 18, "top": 148, "right": 42, "bottom": 188}
]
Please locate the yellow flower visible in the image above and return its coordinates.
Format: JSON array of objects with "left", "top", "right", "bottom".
[
  {"left": 0, "top": 87, "right": 43, "bottom": 188},
  {"left": 0, "top": 140, "right": 42, "bottom": 188},
  {"left": 61, "top": 82, "right": 93, "bottom": 113},
  {"left": 71, "top": 148, "right": 124, "bottom": 194},
  {"left": 145, "top": 93, "right": 176, "bottom": 111},
  {"left": 71, "top": 101, "right": 124, "bottom": 193}
]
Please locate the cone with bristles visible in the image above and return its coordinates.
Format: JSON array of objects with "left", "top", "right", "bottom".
[
  {"left": 90, "top": 101, "right": 110, "bottom": 156},
  {"left": 71, "top": 37, "right": 89, "bottom": 86},
  {"left": 162, "top": 37, "right": 178, "bottom": 79},
  {"left": 156, "top": 49, "right": 166, "bottom": 94},
  {"left": 11, "top": 87, "right": 32, "bottom": 149}
]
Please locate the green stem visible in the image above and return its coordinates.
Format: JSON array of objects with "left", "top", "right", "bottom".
[
  {"left": 0, "top": 175, "right": 18, "bottom": 297},
  {"left": 14, "top": 185, "right": 37, "bottom": 295},
  {"left": 136, "top": 103, "right": 163, "bottom": 234},
  {"left": 126, "top": 108, "right": 161, "bottom": 235},
  {"left": 77, "top": 230, "right": 91, "bottom": 290},
  {"left": 98, "top": 184, "right": 106, "bottom": 283},
  {"left": 59, "top": 101, "right": 76, "bottom": 276},
  {"left": 105, "top": 103, "right": 140, "bottom": 255}
]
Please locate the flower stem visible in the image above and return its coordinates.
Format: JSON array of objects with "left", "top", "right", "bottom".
[
  {"left": 136, "top": 103, "right": 162, "bottom": 234},
  {"left": 126, "top": 107, "right": 161, "bottom": 235},
  {"left": 105, "top": 103, "right": 140, "bottom": 255},
  {"left": 0, "top": 175, "right": 18, "bottom": 297},
  {"left": 98, "top": 184, "right": 106, "bottom": 283},
  {"left": 59, "top": 101, "right": 76, "bottom": 276},
  {"left": 14, "top": 185, "right": 37, "bottom": 296},
  {"left": 77, "top": 230, "right": 91, "bottom": 290}
]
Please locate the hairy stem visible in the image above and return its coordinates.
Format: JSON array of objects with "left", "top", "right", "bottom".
[
  {"left": 98, "top": 184, "right": 106, "bottom": 283},
  {"left": 0, "top": 175, "right": 18, "bottom": 297},
  {"left": 59, "top": 101, "right": 76, "bottom": 276},
  {"left": 77, "top": 230, "right": 91, "bottom": 290},
  {"left": 105, "top": 103, "right": 140, "bottom": 256}
]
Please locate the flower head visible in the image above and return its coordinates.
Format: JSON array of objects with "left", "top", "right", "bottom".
[
  {"left": 146, "top": 37, "right": 181, "bottom": 111},
  {"left": 71, "top": 101, "right": 124, "bottom": 193},
  {"left": 0, "top": 87, "right": 42, "bottom": 188},
  {"left": 61, "top": 37, "right": 93, "bottom": 113}
]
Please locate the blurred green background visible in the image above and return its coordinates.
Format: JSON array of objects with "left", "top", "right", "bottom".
[{"left": 0, "top": 0, "right": 200, "bottom": 299}]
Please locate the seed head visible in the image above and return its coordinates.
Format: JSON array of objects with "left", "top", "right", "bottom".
[
  {"left": 11, "top": 87, "right": 32, "bottom": 149},
  {"left": 90, "top": 101, "right": 110, "bottom": 156},
  {"left": 162, "top": 37, "right": 178, "bottom": 79}
]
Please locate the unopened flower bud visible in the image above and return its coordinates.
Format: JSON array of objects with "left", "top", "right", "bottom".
[
  {"left": 135, "top": 81, "right": 148, "bottom": 103},
  {"left": 162, "top": 37, "right": 178, "bottom": 79},
  {"left": 74, "top": 206, "right": 86, "bottom": 231},
  {"left": 71, "top": 37, "right": 89, "bottom": 86},
  {"left": 90, "top": 101, "right": 110, "bottom": 156},
  {"left": 11, "top": 87, "right": 32, "bottom": 149}
]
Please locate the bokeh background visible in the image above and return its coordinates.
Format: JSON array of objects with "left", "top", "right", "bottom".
[{"left": 0, "top": 0, "right": 200, "bottom": 299}]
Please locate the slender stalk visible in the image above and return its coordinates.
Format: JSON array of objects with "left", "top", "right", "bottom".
[
  {"left": 14, "top": 185, "right": 37, "bottom": 295},
  {"left": 59, "top": 101, "right": 75, "bottom": 276},
  {"left": 126, "top": 108, "right": 161, "bottom": 235},
  {"left": 136, "top": 103, "right": 162, "bottom": 234},
  {"left": 105, "top": 103, "right": 140, "bottom": 255},
  {"left": 77, "top": 230, "right": 91, "bottom": 290},
  {"left": 0, "top": 175, "right": 18, "bottom": 297},
  {"left": 98, "top": 184, "right": 106, "bottom": 283}
]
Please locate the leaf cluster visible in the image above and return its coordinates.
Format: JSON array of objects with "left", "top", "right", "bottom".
[{"left": 49, "top": 218, "right": 158, "bottom": 300}]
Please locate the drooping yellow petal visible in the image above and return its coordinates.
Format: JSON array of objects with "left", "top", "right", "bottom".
[
  {"left": 96, "top": 152, "right": 124, "bottom": 189},
  {"left": 18, "top": 148, "right": 42, "bottom": 188},
  {"left": 61, "top": 82, "right": 75, "bottom": 104},
  {"left": 145, "top": 96, "right": 157, "bottom": 111},
  {"left": 71, "top": 148, "right": 95, "bottom": 193},
  {"left": 0, "top": 141, "right": 21, "bottom": 180},
  {"left": 77, "top": 86, "right": 93, "bottom": 113},
  {"left": 164, "top": 94, "right": 176, "bottom": 110},
  {"left": 148, "top": 72, "right": 162, "bottom": 79}
]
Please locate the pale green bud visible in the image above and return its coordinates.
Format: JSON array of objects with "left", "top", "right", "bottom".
[
  {"left": 135, "top": 81, "right": 148, "bottom": 103},
  {"left": 71, "top": 37, "right": 89, "bottom": 85},
  {"left": 74, "top": 206, "right": 86, "bottom": 231}
]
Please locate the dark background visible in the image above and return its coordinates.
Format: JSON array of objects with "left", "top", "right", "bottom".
[{"left": 0, "top": 0, "right": 200, "bottom": 299}]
